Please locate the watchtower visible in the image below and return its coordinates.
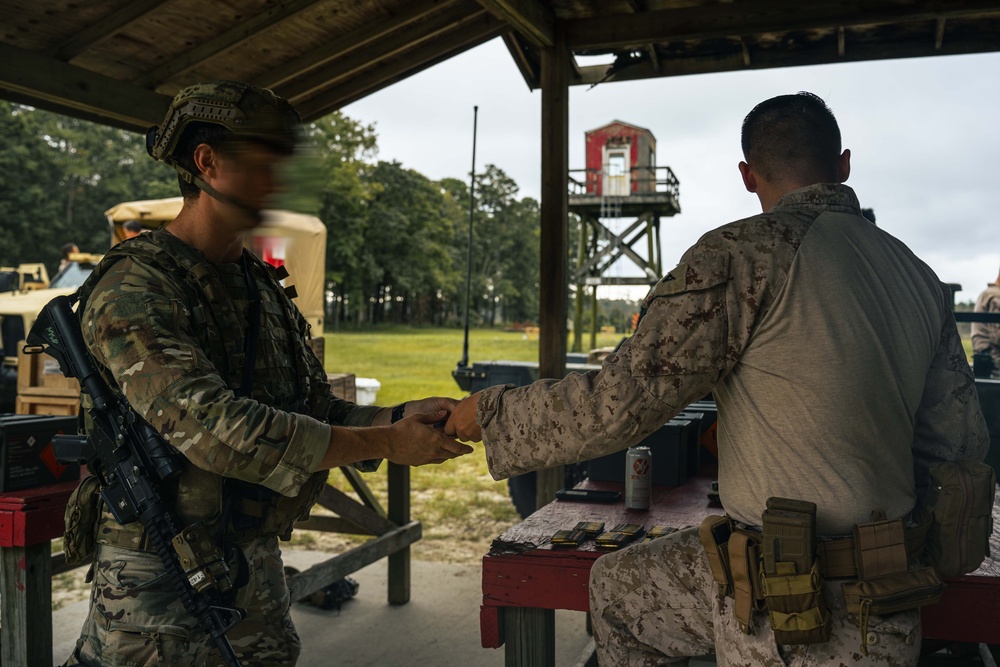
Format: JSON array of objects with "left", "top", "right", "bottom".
[{"left": 568, "top": 121, "right": 681, "bottom": 351}]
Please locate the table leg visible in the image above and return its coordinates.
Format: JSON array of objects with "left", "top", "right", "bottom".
[
  {"left": 387, "top": 462, "right": 410, "bottom": 605},
  {"left": 1, "top": 542, "right": 53, "bottom": 667},
  {"left": 504, "top": 607, "right": 555, "bottom": 667}
]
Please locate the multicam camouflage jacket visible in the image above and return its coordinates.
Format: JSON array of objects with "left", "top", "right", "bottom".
[
  {"left": 478, "top": 184, "right": 989, "bottom": 535},
  {"left": 77, "top": 228, "right": 380, "bottom": 546}
]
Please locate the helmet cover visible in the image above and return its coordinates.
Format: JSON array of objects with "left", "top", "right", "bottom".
[{"left": 147, "top": 80, "right": 301, "bottom": 167}]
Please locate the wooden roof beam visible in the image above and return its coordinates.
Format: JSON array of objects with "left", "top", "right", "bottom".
[
  {"left": 475, "top": 0, "right": 555, "bottom": 47},
  {"left": 133, "top": 0, "right": 327, "bottom": 89},
  {"left": 565, "top": 0, "right": 1000, "bottom": 50},
  {"left": 295, "top": 14, "right": 506, "bottom": 120},
  {"left": 280, "top": 5, "right": 484, "bottom": 103},
  {"left": 43, "top": 0, "right": 168, "bottom": 62},
  {"left": 0, "top": 42, "right": 170, "bottom": 132},
  {"left": 503, "top": 33, "right": 540, "bottom": 89},
  {"left": 260, "top": 0, "right": 465, "bottom": 90}
]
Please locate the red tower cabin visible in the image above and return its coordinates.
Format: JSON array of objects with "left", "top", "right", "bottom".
[{"left": 583, "top": 120, "right": 657, "bottom": 196}]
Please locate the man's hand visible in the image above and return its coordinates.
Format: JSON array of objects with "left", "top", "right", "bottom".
[
  {"left": 387, "top": 409, "right": 473, "bottom": 466},
  {"left": 403, "top": 396, "right": 458, "bottom": 420},
  {"left": 444, "top": 391, "right": 483, "bottom": 442}
]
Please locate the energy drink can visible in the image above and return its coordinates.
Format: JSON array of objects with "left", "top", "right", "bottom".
[{"left": 625, "top": 445, "right": 652, "bottom": 510}]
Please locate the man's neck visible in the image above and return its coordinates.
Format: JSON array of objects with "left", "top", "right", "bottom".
[{"left": 165, "top": 196, "right": 248, "bottom": 264}]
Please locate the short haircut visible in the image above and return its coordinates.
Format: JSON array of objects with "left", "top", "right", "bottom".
[
  {"left": 123, "top": 220, "right": 143, "bottom": 234},
  {"left": 172, "top": 121, "right": 235, "bottom": 200},
  {"left": 60, "top": 242, "right": 77, "bottom": 258},
  {"left": 741, "top": 92, "right": 842, "bottom": 184}
]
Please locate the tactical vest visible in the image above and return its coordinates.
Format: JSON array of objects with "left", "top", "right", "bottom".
[{"left": 77, "top": 229, "right": 329, "bottom": 548}]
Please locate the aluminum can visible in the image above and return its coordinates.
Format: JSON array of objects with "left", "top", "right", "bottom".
[{"left": 625, "top": 445, "right": 652, "bottom": 510}]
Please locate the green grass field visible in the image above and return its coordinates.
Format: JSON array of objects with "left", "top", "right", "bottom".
[{"left": 304, "top": 327, "right": 625, "bottom": 562}]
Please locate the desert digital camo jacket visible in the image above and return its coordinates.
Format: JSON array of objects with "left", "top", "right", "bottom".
[
  {"left": 478, "top": 184, "right": 988, "bottom": 535},
  {"left": 972, "top": 281, "right": 1000, "bottom": 373}
]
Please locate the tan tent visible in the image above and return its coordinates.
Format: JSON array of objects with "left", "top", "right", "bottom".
[{"left": 105, "top": 198, "right": 327, "bottom": 330}]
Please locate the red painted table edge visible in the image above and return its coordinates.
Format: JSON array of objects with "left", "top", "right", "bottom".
[{"left": 0, "top": 480, "right": 79, "bottom": 547}]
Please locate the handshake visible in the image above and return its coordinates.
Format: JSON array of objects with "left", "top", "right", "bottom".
[{"left": 382, "top": 392, "right": 483, "bottom": 466}]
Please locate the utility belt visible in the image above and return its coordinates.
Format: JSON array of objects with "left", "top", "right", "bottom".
[
  {"left": 699, "top": 499, "right": 944, "bottom": 656},
  {"left": 94, "top": 480, "right": 287, "bottom": 555}
]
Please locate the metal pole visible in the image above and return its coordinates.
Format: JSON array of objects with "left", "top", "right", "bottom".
[{"left": 459, "top": 106, "right": 478, "bottom": 368}]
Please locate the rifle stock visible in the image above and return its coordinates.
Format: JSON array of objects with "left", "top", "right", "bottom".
[{"left": 27, "top": 295, "right": 246, "bottom": 666}]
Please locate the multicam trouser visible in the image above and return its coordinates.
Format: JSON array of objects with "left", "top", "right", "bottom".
[
  {"left": 67, "top": 536, "right": 299, "bottom": 667},
  {"left": 589, "top": 528, "right": 921, "bottom": 667}
]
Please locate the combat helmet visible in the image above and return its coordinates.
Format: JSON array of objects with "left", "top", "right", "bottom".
[{"left": 146, "top": 80, "right": 300, "bottom": 190}]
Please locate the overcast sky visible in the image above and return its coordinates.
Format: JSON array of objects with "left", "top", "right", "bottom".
[{"left": 345, "top": 38, "right": 1000, "bottom": 303}]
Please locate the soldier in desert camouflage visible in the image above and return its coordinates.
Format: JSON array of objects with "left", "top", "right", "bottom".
[
  {"left": 447, "top": 93, "right": 988, "bottom": 665},
  {"left": 64, "top": 81, "right": 472, "bottom": 666}
]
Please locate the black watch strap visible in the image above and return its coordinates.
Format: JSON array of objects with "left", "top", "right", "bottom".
[{"left": 391, "top": 403, "right": 406, "bottom": 423}]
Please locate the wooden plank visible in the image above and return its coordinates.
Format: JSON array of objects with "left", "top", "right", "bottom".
[
  {"left": 285, "top": 520, "right": 421, "bottom": 600},
  {"left": 315, "top": 485, "right": 396, "bottom": 536},
  {"left": 481, "top": 603, "right": 505, "bottom": 648},
  {"left": 536, "top": 21, "right": 570, "bottom": 512},
  {"left": 476, "top": 0, "right": 555, "bottom": 47},
  {"left": 502, "top": 33, "right": 540, "bottom": 90},
  {"left": 259, "top": 0, "right": 464, "bottom": 90},
  {"left": 280, "top": 3, "right": 478, "bottom": 102},
  {"left": 293, "top": 515, "right": 371, "bottom": 535},
  {"left": 484, "top": 553, "right": 593, "bottom": 611},
  {"left": 50, "top": 549, "right": 88, "bottom": 576},
  {"left": 564, "top": 0, "right": 1000, "bottom": 50},
  {"left": 133, "top": 0, "right": 328, "bottom": 88},
  {"left": 922, "top": 575, "right": 1000, "bottom": 644},
  {"left": 294, "top": 14, "right": 505, "bottom": 120},
  {"left": 387, "top": 462, "right": 410, "bottom": 605},
  {"left": 1, "top": 543, "right": 53, "bottom": 667},
  {"left": 0, "top": 42, "right": 170, "bottom": 132},
  {"left": 44, "top": 0, "right": 169, "bottom": 62},
  {"left": 340, "top": 466, "right": 387, "bottom": 517},
  {"left": 503, "top": 606, "right": 555, "bottom": 667}
]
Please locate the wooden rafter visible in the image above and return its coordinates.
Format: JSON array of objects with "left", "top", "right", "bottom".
[
  {"left": 260, "top": 0, "right": 464, "bottom": 90},
  {"left": 280, "top": 4, "right": 482, "bottom": 103},
  {"left": 476, "top": 0, "right": 555, "bottom": 47},
  {"left": 133, "top": 0, "right": 328, "bottom": 89},
  {"left": 295, "top": 13, "right": 506, "bottom": 120},
  {"left": 502, "top": 33, "right": 540, "bottom": 89},
  {"left": 565, "top": 0, "right": 1000, "bottom": 50},
  {"left": 43, "top": 0, "right": 168, "bottom": 62},
  {"left": 0, "top": 42, "right": 170, "bottom": 131}
]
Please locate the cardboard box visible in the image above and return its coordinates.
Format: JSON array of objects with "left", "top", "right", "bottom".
[{"left": 0, "top": 414, "right": 80, "bottom": 491}]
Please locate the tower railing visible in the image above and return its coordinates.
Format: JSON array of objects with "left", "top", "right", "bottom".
[{"left": 567, "top": 166, "right": 680, "bottom": 198}]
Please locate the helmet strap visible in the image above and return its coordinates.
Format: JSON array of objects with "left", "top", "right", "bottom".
[{"left": 169, "top": 161, "right": 264, "bottom": 224}]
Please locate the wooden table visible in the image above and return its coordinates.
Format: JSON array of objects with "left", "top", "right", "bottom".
[
  {"left": 0, "top": 480, "right": 78, "bottom": 666},
  {"left": 480, "top": 478, "right": 1000, "bottom": 667},
  {"left": 0, "top": 463, "right": 417, "bottom": 666}
]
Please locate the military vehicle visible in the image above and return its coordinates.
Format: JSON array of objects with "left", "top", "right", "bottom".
[{"left": 0, "top": 198, "right": 327, "bottom": 412}]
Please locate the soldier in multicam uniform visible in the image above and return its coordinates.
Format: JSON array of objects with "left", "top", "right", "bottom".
[
  {"left": 447, "top": 93, "right": 989, "bottom": 665},
  {"left": 64, "top": 81, "right": 473, "bottom": 667},
  {"left": 972, "top": 267, "right": 1000, "bottom": 377}
]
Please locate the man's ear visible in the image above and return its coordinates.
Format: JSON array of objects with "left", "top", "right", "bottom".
[
  {"left": 192, "top": 143, "right": 217, "bottom": 181},
  {"left": 739, "top": 161, "right": 757, "bottom": 193},
  {"left": 837, "top": 149, "right": 851, "bottom": 183}
]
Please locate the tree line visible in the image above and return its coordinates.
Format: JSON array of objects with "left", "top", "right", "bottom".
[{"left": 0, "top": 102, "right": 541, "bottom": 328}]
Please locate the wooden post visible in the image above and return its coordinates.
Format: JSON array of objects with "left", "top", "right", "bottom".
[
  {"left": 387, "top": 462, "right": 411, "bottom": 605},
  {"left": 536, "top": 20, "right": 569, "bottom": 511},
  {"left": 504, "top": 607, "right": 555, "bottom": 667},
  {"left": 1, "top": 542, "right": 53, "bottom": 666}
]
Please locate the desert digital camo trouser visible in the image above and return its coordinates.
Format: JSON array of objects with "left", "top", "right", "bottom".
[
  {"left": 589, "top": 527, "right": 921, "bottom": 667},
  {"left": 68, "top": 535, "right": 299, "bottom": 667}
]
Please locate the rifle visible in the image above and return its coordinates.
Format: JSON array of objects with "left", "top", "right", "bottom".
[{"left": 25, "top": 294, "right": 246, "bottom": 667}]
